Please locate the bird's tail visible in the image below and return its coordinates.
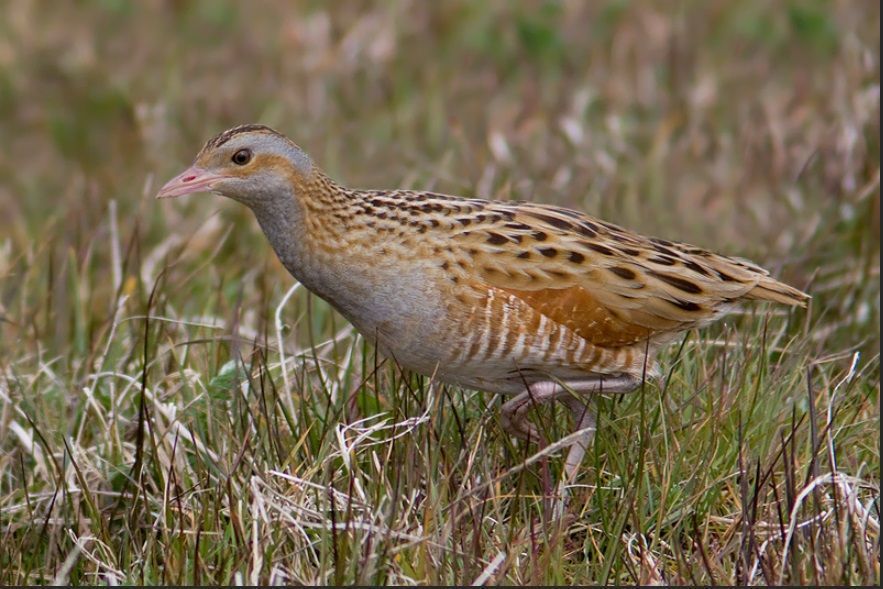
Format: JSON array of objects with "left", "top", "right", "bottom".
[{"left": 745, "top": 275, "right": 810, "bottom": 307}]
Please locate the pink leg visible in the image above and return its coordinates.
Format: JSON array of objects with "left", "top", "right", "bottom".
[{"left": 500, "top": 375, "right": 641, "bottom": 477}]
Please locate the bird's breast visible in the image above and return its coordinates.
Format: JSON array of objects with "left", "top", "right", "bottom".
[{"left": 294, "top": 249, "right": 458, "bottom": 371}]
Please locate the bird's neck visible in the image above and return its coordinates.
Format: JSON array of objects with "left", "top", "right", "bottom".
[
  {"left": 248, "top": 170, "right": 358, "bottom": 297},
  {"left": 249, "top": 186, "right": 306, "bottom": 272}
]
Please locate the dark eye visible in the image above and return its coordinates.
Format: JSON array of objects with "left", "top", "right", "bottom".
[{"left": 232, "top": 149, "right": 252, "bottom": 165}]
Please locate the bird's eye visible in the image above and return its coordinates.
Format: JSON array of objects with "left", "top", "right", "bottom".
[{"left": 232, "top": 149, "right": 252, "bottom": 165}]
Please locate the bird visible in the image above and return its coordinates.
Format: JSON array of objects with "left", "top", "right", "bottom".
[{"left": 157, "top": 124, "right": 810, "bottom": 479}]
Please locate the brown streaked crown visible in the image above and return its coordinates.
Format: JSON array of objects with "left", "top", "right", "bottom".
[{"left": 199, "top": 124, "right": 284, "bottom": 155}]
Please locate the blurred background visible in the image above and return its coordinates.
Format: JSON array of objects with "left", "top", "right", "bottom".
[
  {"left": 1, "top": 1, "right": 878, "bottom": 314},
  {"left": 0, "top": 1, "right": 879, "bottom": 585}
]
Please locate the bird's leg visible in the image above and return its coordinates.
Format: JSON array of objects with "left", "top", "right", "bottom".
[
  {"left": 500, "top": 380, "right": 566, "bottom": 503},
  {"left": 500, "top": 380, "right": 563, "bottom": 444},
  {"left": 561, "top": 396, "right": 597, "bottom": 480},
  {"left": 501, "top": 375, "right": 642, "bottom": 477},
  {"left": 558, "top": 375, "right": 642, "bottom": 480}
]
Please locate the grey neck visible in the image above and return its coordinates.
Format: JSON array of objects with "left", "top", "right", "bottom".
[{"left": 249, "top": 190, "right": 319, "bottom": 292}]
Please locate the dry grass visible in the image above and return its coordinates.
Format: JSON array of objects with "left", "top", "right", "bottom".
[{"left": 0, "top": 0, "right": 879, "bottom": 585}]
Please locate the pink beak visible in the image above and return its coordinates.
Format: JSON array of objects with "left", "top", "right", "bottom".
[{"left": 156, "top": 166, "right": 228, "bottom": 199}]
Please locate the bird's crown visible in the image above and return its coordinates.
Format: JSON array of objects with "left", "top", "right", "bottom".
[{"left": 199, "top": 123, "right": 284, "bottom": 156}]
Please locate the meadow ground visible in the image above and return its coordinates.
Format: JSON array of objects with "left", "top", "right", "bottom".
[{"left": 0, "top": 1, "right": 879, "bottom": 585}]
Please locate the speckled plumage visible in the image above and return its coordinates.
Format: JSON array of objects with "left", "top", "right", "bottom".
[{"left": 159, "top": 124, "right": 810, "bottom": 477}]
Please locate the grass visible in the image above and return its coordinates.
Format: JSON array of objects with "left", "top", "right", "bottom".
[{"left": 0, "top": 0, "right": 879, "bottom": 584}]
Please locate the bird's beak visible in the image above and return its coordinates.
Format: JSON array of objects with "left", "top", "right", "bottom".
[{"left": 156, "top": 166, "right": 228, "bottom": 199}]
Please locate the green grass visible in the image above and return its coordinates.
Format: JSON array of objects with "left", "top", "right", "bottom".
[{"left": 0, "top": 0, "right": 879, "bottom": 584}]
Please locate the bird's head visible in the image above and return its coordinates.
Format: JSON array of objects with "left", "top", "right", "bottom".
[{"left": 157, "top": 124, "right": 313, "bottom": 208}]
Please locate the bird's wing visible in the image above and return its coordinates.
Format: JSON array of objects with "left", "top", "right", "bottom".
[{"left": 448, "top": 201, "right": 805, "bottom": 348}]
